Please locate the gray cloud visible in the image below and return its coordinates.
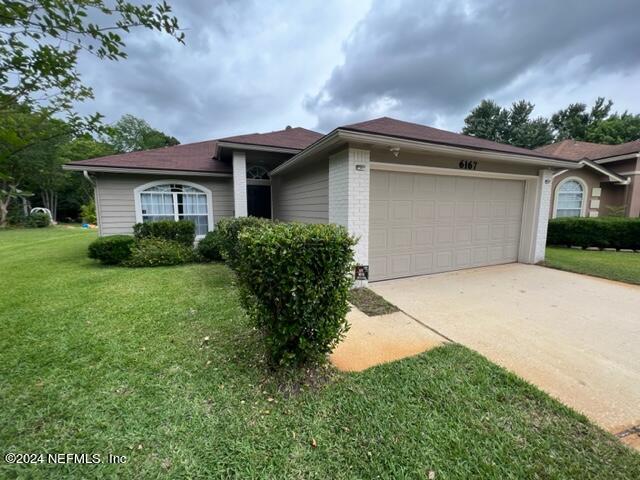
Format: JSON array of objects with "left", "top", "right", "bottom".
[
  {"left": 307, "top": 0, "right": 640, "bottom": 131},
  {"left": 73, "top": 0, "right": 640, "bottom": 144},
  {"left": 75, "top": 0, "right": 371, "bottom": 142}
]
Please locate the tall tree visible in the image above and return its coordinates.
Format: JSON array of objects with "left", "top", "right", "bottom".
[
  {"left": 0, "top": 1, "right": 183, "bottom": 226},
  {"left": 550, "top": 97, "right": 613, "bottom": 141},
  {"left": 106, "top": 114, "right": 179, "bottom": 153},
  {"left": 463, "top": 99, "right": 553, "bottom": 149},
  {"left": 585, "top": 112, "right": 640, "bottom": 144}
]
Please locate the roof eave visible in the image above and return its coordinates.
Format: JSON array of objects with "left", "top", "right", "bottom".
[
  {"left": 272, "top": 129, "right": 579, "bottom": 175},
  {"left": 63, "top": 164, "right": 232, "bottom": 177},
  {"left": 593, "top": 151, "right": 640, "bottom": 164},
  {"left": 580, "top": 159, "right": 631, "bottom": 185},
  {"left": 216, "top": 141, "right": 301, "bottom": 154}
]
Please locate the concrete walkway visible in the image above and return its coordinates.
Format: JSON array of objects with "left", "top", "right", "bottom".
[
  {"left": 370, "top": 263, "right": 640, "bottom": 443},
  {"left": 330, "top": 307, "right": 445, "bottom": 372}
]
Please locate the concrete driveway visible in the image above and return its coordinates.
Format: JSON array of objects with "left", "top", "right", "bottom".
[{"left": 370, "top": 263, "right": 640, "bottom": 439}]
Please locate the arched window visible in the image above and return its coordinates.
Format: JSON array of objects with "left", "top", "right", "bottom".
[
  {"left": 135, "top": 181, "right": 213, "bottom": 238},
  {"left": 246, "top": 165, "right": 270, "bottom": 180},
  {"left": 555, "top": 178, "right": 585, "bottom": 218}
]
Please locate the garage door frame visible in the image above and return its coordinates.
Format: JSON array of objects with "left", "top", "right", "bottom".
[{"left": 369, "top": 161, "right": 542, "bottom": 280}]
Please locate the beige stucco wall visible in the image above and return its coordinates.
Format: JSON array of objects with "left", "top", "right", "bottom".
[
  {"left": 271, "top": 160, "right": 329, "bottom": 223},
  {"left": 94, "top": 173, "right": 234, "bottom": 236}
]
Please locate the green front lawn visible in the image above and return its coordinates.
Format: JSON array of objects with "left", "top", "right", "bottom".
[
  {"left": 1, "top": 227, "right": 638, "bottom": 479},
  {"left": 545, "top": 247, "right": 640, "bottom": 285}
]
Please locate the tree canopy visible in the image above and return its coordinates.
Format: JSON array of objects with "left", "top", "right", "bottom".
[
  {"left": 462, "top": 100, "right": 553, "bottom": 149},
  {"left": 106, "top": 114, "right": 180, "bottom": 153},
  {"left": 464, "top": 97, "right": 640, "bottom": 148}
]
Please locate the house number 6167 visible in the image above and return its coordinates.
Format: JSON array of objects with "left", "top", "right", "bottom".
[{"left": 458, "top": 160, "right": 478, "bottom": 170}]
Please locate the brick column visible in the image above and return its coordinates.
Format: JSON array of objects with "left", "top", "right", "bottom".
[
  {"left": 329, "top": 148, "right": 370, "bottom": 286},
  {"left": 232, "top": 151, "right": 247, "bottom": 217},
  {"left": 533, "top": 169, "right": 554, "bottom": 263}
]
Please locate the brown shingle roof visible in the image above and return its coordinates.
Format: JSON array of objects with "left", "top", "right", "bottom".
[
  {"left": 535, "top": 139, "right": 640, "bottom": 161},
  {"left": 218, "top": 127, "right": 323, "bottom": 150},
  {"left": 66, "top": 127, "right": 324, "bottom": 173},
  {"left": 339, "top": 117, "right": 565, "bottom": 160},
  {"left": 67, "top": 140, "right": 231, "bottom": 174}
]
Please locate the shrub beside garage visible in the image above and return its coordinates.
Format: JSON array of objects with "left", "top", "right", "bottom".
[
  {"left": 547, "top": 217, "right": 640, "bottom": 250},
  {"left": 234, "top": 222, "right": 355, "bottom": 366}
]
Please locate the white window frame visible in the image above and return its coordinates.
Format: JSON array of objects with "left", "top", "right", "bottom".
[
  {"left": 134, "top": 180, "right": 214, "bottom": 239},
  {"left": 553, "top": 177, "right": 587, "bottom": 219}
]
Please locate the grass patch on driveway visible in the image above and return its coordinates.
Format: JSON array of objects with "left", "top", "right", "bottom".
[
  {"left": 348, "top": 287, "right": 399, "bottom": 316},
  {"left": 545, "top": 247, "right": 640, "bottom": 285},
  {"left": 1, "top": 227, "right": 639, "bottom": 479}
]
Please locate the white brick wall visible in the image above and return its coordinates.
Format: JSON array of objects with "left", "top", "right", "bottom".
[
  {"left": 534, "top": 169, "right": 553, "bottom": 263},
  {"left": 329, "top": 148, "right": 370, "bottom": 286},
  {"left": 232, "top": 151, "right": 247, "bottom": 217}
]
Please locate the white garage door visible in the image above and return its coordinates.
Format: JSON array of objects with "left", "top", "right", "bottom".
[{"left": 369, "top": 170, "right": 525, "bottom": 281}]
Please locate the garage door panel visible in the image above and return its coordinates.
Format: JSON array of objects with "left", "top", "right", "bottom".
[
  {"left": 473, "top": 224, "right": 490, "bottom": 241},
  {"left": 371, "top": 200, "right": 389, "bottom": 223},
  {"left": 435, "top": 251, "right": 453, "bottom": 269},
  {"left": 390, "top": 254, "right": 411, "bottom": 276},
  {"left": 413, "top": 175, "right": 437, "bottom": 196},
  {"left": 389, "top": 228, "right": 412, "bottom": 250},
  {"left": 455, "top": 248, "right": 472, "bottom": 267},
  {"left": 436, "top": 226, "right": 454, "bottom": 245},
  {"left": 370, "top": 170, "right": 525, "bottom": 281},
  {"left": 413, "top": 200, "right": 435, "bottom": 222},
  {"left": 455, "top": 202, "right": 474, "bottom": 220},
  {"left": 437, "top": 202, "right": 455, "bottom": 222},
  {"left": 414, "top": 227, "right": 434, "bottom": 246},
  {"left": 414, "top": 253, "right": 433, "bottom": 273},
  {"left": 455, "top": 225, "right": 472, "bottom": 244},
  {"left": 390, "top": 200, "right": 412, "bottom": 222},
  {"left": 370, "top": 228, "right": 388, "bottom": 251},
  {"left": 371, "top": 172, "right": 390, "bottom": 198},
  {"left": 390, "top": 173, "right": 414, "bottom": 197}
]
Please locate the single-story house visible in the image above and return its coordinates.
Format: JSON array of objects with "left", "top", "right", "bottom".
[
  {"left": 64, "top": 117, "right": 581, "bottom": 284},
  {"left": 535, "top": 139, "right": 640, "bottom": 218}
]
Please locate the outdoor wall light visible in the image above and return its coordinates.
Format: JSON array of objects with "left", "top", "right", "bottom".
[{"left": 389, "top": 146, "right": 400, "bottom": 157}]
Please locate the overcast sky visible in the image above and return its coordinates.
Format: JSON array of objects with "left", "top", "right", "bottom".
[{"left": 76, "top": 0, "right": 640, "bottom": 143}]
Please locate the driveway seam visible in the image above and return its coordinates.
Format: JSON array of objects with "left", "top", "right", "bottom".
[{"left": 395, "top": 307, "right": 456, "bottom": 344}]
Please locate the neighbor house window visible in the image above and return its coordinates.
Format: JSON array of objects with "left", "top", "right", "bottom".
[
  {"left": 137, "top": 182, "right": 211, "bottom": 237},
  {"left": 555, "top": 179, "right": 585, "bottom": 218}
]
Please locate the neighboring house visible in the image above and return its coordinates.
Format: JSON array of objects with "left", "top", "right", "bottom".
[
  {"left": 535, "top": 140, "right": 640, "bottom": 218},
  {"left": 64, "top": 117, "right": 579, "bottom": 283}
]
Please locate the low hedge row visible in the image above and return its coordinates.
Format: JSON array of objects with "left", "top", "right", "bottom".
[
  {"left": 133, "top": 220, "right": 196, "bottom": 247},
  {"left": 88, "top": 220, "right": 199, "bottom": 266},
  {"left": 547, "top": 217, "right": 640, "bottom": 250},
  {"left": 233, "top": 221, "right": 356, "bottom": 367}
]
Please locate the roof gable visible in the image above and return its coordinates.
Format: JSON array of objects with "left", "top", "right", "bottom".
[
  {"left": 218, "top": 127, "right": 323, "bottom": 150},
  {"left": 339, "top": 117, "right": 563, "bottom": 160}
]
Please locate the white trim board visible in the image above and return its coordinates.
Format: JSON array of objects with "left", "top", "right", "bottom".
[
  {"left": 63, "top": 165, "right": 232, "bottom": 178},
  {"left": 370, "top": 161, "right": 538, "bottom": 180}
]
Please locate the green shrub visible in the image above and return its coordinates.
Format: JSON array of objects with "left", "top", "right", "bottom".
[
  {"left": 236, "top": 222, "right": 356, "bottom": 367},
  {"left": 88, "top": 235, "right": 135, "bottom": 265},
  {"left": 216, "top": 217, "right": 271, "bottom": 269},
  {"left": 25, "top": 211, "right": 51, "bottom": 228},
  {"left": 133, "top": 220, "right": 195, "bottom": 247},
  {"left": 125, "top": 238, "right": 197, "bottom": 267},
  {"left": 196, "top": 229, "right": 223, "bottom": 261},
  {"left": 80, "top": 200, "right": 97, "bottom": 224},
  {"left": 547, "top": 217, "right": 640, "bottom": 249}
]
